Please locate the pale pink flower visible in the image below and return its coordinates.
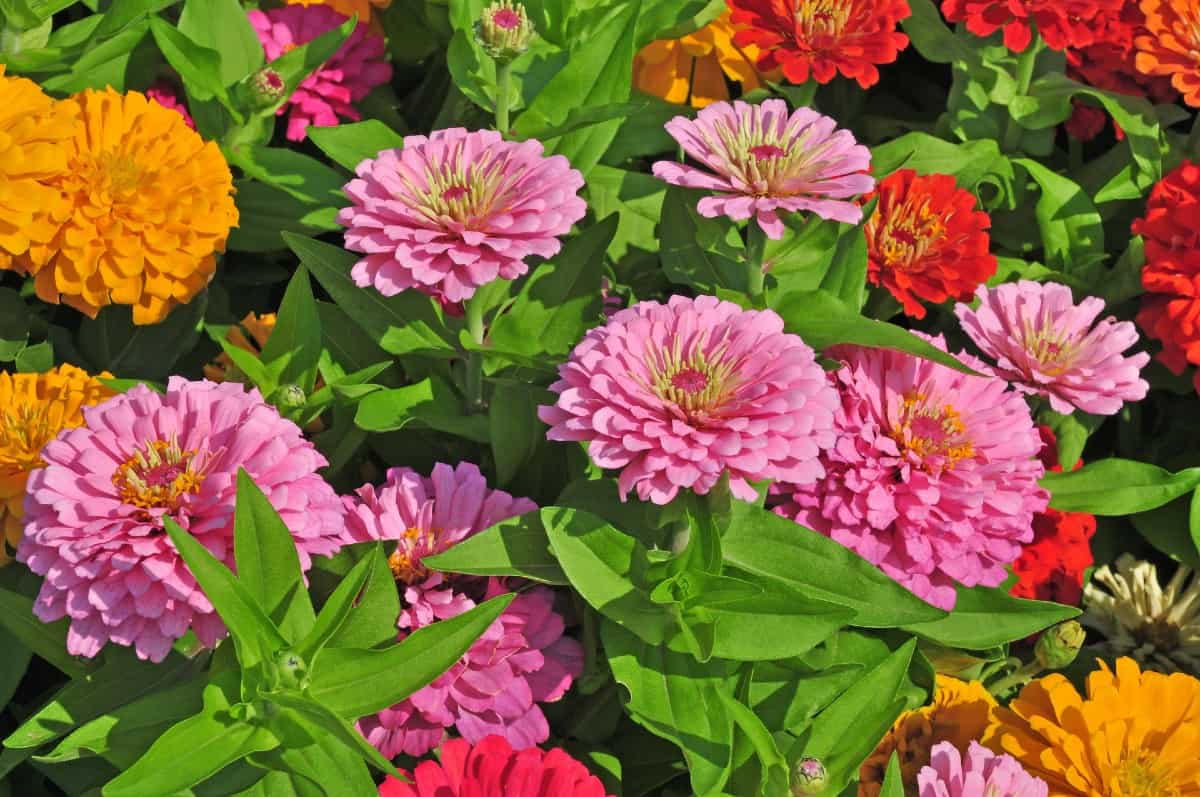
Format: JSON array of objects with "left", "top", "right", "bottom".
[
  {"left": 338, "top": 128, "right": 586, "bottom": 303},
  {"left": 918, "top": 742, "right": 1048, "bottom": 797},
  {"left": 955, "top": 280, "right": 1150, "bottom": 416},
  {"left": 17, "top": 378, "right": 345, "bottom": 663},
  {"left": 539, "top": 295, "right": 839, "bottom": 505},
  {"left": 145, "top": 81, "right": 194, "bottom": 129},
  {"left": 651, "top": 99, "right": 874, "bottom": 239}
]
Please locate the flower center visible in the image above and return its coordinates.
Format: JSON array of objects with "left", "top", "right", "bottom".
[
  {"left": 647, "top": 336, "right": 741, "bottom": 421},
  {"left": 112, "top": 438, "right": 207, "bottom": 511},
  {"left": 1117, "top": 751, "right": 1179, "bottom": 797},
  {"left": 670, "top": 368, "right": 709, "bottom": 394},
  {"left": 749, "top": 144, "right": 786, "bottom": 160},
  {"left": 1023, "top": 322, "right": 1080, "bottom": 376},
  {"left": 0, "top": 404, "right": 57, "bottom": 474},
  {"left": 388, "top": 526, "right": 438, "bottom": 584},
  {"left": 93, "top": 151, "right": 145, "bottom": 195},
  {"left": 869, "top": 196, "right": 945, "bottom": 273},
  {"left": 795, "top": 0, "right": 852, "bottom": 42},
  {"left": 410, "top": 153, "right": 511, "bottom": 228},
  {"left": 490, "top": 7, "right": 521, "bottom": 28},
  {"left": 891, "top": 392, "right": 975, "bottom": 470},
  {"left": 1135, "top": 615, "right": 1182, "bottom": 653}
]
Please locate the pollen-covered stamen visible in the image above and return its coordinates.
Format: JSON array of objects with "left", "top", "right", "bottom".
[
  {"left": 794, "top": 0, "right": 854, "bottom": 41},
  {"left": 91, "top": 152, "right": 145, "bottom": 197},
  {"left": 696, "top": 113, "right": 841, "bottom": 198},
  {"left": 0, "top": 405, "right": 56, "bottom": 472},
  {"left": 388, "top": 525, "right": 440, "bottom": 584},
  {"left": 1117, "top": 751, "right": 1176, "bottom": 797},
  {"left": 891, "top": 392, "right": 975, "bottom": 469},
  {"left": 403, "top": 145, "right": 515, "bottom": 227},
  {"left": 112, "top": 437, "right": 209, "bottom": 511},
  {"left": 646, "top": 333, "right": 744, "bottom": 417},
  {"left": 1023, "top": 318, "right": 1082, "bottom": 376},
  {"left": 870, "top": 195, "right": 946, "bottom": 272}
]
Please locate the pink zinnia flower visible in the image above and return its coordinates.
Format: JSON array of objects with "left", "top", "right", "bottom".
[
  {"left": 145, "top": 81, "right": 194, "bottom": 129},
  {"left": 378, "top": 736, "right": 614, "bottom": 797},
  {"left": 539, "top": 295, "right": 839, "bottom": 505},
  {"left": 338, "top": 128, "right": 587, "bottom": 303},
  {"left": 918, "top": 741, "right": 1048, "bottom": 797},
  {"left": 955, "top": 280, "right": 1149, "bottom": 416},
  {"left": 249, "top": 6, "right": 392, "bottom": 141},
  {"left": 17, "top": 378, "right": 345, "bottom": 663},
  {"left": 651, "top": 99, "right": 874, "bottom": 239},
  {"left": 344, "top": 463, "right": 583, "bottom": 758},
  {"left": 773, "top": 336, "right": 1048, "bottom": 610}
]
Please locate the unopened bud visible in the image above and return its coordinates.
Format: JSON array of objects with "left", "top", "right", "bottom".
[
  {"left": 1035, "top": 620, "right": 1085, "bottom": 670},
  {"left": 275, "top": 384, "right": 307, "bottom": 409},
  {"left": 273, "top": 649, "right": 310, "bottom": 689},
  {"left": 475, "top": 0, "right": 534, "bottom": 61},
  {"left": 249, "top": 67, "right": 287, "bottom": 108},
  {"left": 792, "top": 756, "right": 827, "bottom": 796}
]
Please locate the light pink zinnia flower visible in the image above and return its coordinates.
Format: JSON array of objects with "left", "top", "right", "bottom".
[
  {"left": 249, "top": 6, "right": 392, "bottom": 141},
  {"left": 773, "top": 336, "right": 1049, "bottom": 610},
  {"left": 918, "top": 742, "right": 1048, "bottom": 797},
  {"left": 344, "top": 462, "right": 583, "bottom": 758},
  {"left": 17, "top": 378, "right": 345, "bottom": 663},
  {"left": 338, "top": 128, "right": 587, "bottom": 303},
  {"left": 538, "top": 295, "right": 839, "bottom": 505},
  {"left": 651, "top": 99, "right": 874, "bottom": 239},
  {"left": 954, "top": 280, "right": 1150, "bottom": 416},
  {"left": 145, "top": 80, "right": 194, "bottom": 129}
]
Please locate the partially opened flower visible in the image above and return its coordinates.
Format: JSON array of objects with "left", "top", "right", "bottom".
[
  {"left": 17, "top": 378, "right": 345, "bottom": 662},
  {"left": 774, "top": 336, "right": 1048, "bottom": 610},
  {"left": 378, "top": 736, "right": 614, "bottom": 797},
  {"left": 1135, "top": 0, "right": 1200, "bottom": 107},
  {"left": 728, "top": 0, "right": 911, "bottom": 88},
  {"left": 539, "top": 295, "right": 839, "bottom": 505},
  {"left": 249, "top": 6, "right": 392, "bottom": 140},
  {"left": 955, "top": 281, "right": 1149, "bottom": 415},
  {"left": 866, "top": 169, "right": 997, "bottom": 319},
  {"left": 339, "top": 128, "right": 587, "bottom": 303},
  {"left": 918, "top": 741, "right": 1048, "bottom": 797},
  {"left": 652, "top": 99, "right": 873, "bottom": 239},
  {"left": 941, "top": 0, "right": 1124, "bottom": 52}
]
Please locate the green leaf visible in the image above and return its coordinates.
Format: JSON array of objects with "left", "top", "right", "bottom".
[
  {"left": 308, "top": 120, "right": 406, "bottom": 172},
  {"left": 13, "top": 340, "right": 52, "bottom": 373},
  {"left": 177, "top": 0, "right": 263, "bottom": 85},
  {"left": 1129, "top": 497, "right": 1200, "bottom": 569},
  {"left": 0, "top": 288, "right": 30, "bottom": 361},
  {"left": 241, "top": 15, "right": 354, "bottom": 118},
  {"left": 870, "top": 133, "right": 1010, "bottom": 192},
  {"left": 0, "top": 586, "right": 88, "bottom": 678},
  {"left": 657, "top": 186, "right": 747, "bottom": 293},
  {"left": 230, "top": 147, "right": 346, "bottom": 207},
  {"left": 1043, "top": 459, "right": 1200, "bottom": 515},
  {"left": 488, "top": 381, "right": 549, "bottom": 487},
  {"left": 585, "top": 165, "right": 667, "bottom": 260},
  {"left": 324, "top": 545, "right": 402, "bottom": 650},
  {"left": 260, "top": 267, "right": 322, "bottom": 393},
  {"left": 228, "top": 180, "right": 340, "bottom": 252},
  {"left": 149, "top": 17, "right": 228, "bottom": 104},
  {"left": 265, "top": 693, "right": 401, "bottom": 778},
  {"left": 903, "top": 585, "right": 1080, "bottom": 649},
  {"left": 0, "top": 624, "right": 30, "bottom": 710},
  {"left": 78, "top": 297, "right": 207, "bottom": 382},
  {"left": 424, "top": 512, "right": 568, "bottom": 584},
  {"left": 295, "top": 546, "right": 378, "bottom": 665},
  {"left": 880, "top": 752, "right": 905, "bottom": 797},
  {"left": 718, "top": 689, "right": 789, "bottom": 797},
  {"left": 817, "top": 211, "right": 871, "bottom": 310},
  {"left": 1014, "top": 159, "right": 1105, "bottom": 273},
  {"left": 900, "top": 0, "right": 976, "bottom": 64}
]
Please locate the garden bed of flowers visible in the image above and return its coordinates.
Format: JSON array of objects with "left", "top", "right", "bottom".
[{"left": 2, "top": 0, "right": 1200, "bottom": 794}]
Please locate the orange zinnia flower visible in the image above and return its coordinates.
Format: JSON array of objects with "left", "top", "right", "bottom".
[
  {"left": 1135, "top": 0, "right": 1200, "bottom": 107},
  {"left": 984, "top": 657, "right": 1200, "bottom": 797},
  {"left": 203, "top": 312, "right": 278, "bottom": 382},
  {"left": 7, "top": 88, "right": 238, "bottom": 326},
  {"left": 0, "top": 365, "right": 113, "bottom": 564},
  {"left": 865, "top": 169, "right": 997, "bottom": 319}
]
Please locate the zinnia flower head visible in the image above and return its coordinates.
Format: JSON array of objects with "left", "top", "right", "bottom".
[
  {"left": 378, "top": 736, "right": 614, "bottom": 797},
  {"left": 0, "top": 366, "right": 113, "bottom": 566},
  {"left": 203, "top": 312, "right": 278, "bottom": 382},
  {"left": 955, "top": 281, "right": 1149, "bottom": 416},
  {"left": 1083, "top": 554, "right": 1200, "bottom": 676},
  {"left": 866, "top": 169, "right": 997, "bottom": 319},
  {"left": 8, "top": 88, "right": 237, "bottom": 325},
  {"left": 338, "top": 128, "right": 587, "bottom": 303},
  {"left": 1135, "top": 0, "right": 1200, "bottom": 108},
  {"left": 651, "top": 99, "right": 874, "bottom": 239},
  {"left": 17, "top": 378, "right": 345, "bottom": 662},
  {"left": 918, "top": 741, "right": 1048, "bottom": 797},
  {"left": 984, "top": 657, "right": 1200, "bottom": 797},
  {"left": 344, "top": 463, "right": 583, "bottom": 758},
  {"left": 249, "top": 6, "right": 393, "bottom": 141},
  {"left": 145, "top": 81, "right": 194, "bottom": 129},
  {"left": 773, "top": 335, "right": 1049, "bottom": 610},
  {"left": 728, "top": 0, "right": 911, "bottom": 89},
  {"left": 941, "top": 0, "right": 1125, "bottom": 52},
  {"left": 539, "top": 295, "right": 839, "bottom": 505},
  {"left": 286, "top": 0, "right": 392, "bottom": 25},
  {"left": 859, "top": 675, "right": 997, "bottom": 797}
]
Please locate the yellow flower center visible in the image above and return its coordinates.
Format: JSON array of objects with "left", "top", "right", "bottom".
[
  {"left": 647, "top": 338, "right": 741, "bottom": 420},
  {"left": 388, "top": 526, "right": 438, "bottom": 584},
  {"left": 795, "top": 0, "right": 852, "bottom": 42},
  {"left": 1117, "top": 751, "right": 1180, "bottom": 797},
  {"left": 892, "top": 392, "right": 975, "bottom": 469},
  {"left": 1023, "top": 321, "right": 1080, "bottom": 376},
  {"left": 0, "top": 403, "right": 59, "bottom": 473},
  {"left": 870, "top": 195, "right": 946, "bottom": 273},
  {"left": 93, "top": 151, "right": 146, "bottom": 196},
  {"left": 112, "top": 438, "right": 207, "bottom": 512},
  {"left": 408, "top": 149, "right": 513, "bottom": 228}
]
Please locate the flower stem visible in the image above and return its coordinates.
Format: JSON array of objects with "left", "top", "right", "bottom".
[
  {"left": 1002, "top": 37, "right": 1042, "bottom": 154},
  {"left": 744, "top": 222, "right": 768, "bottom": 301},
  {"left": 495, "top": 60, "right": 513, "bottom": 136},
  {"left": 987, "top": 659, "right": 1044, "bottom": 697},
  {"left": 465, "top": 294, "right": 486, "bottom": 413}
]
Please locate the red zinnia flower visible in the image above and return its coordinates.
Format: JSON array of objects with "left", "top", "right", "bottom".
[
  {"left": 941, "top": 0, "right": 1124, "bottom": 52},
  {"left": 728, "top": 0, "right": 911, "bottom": 89},
  {"left": 1135, "top": 0, "right": 1200, "bottom": 108},
  {"left": 865, "top": 169, "right": 997, "bottom": 319}
]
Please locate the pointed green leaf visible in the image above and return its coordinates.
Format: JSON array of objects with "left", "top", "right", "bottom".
[
  {"left": 308, "top": 120, "right": 406, "bottom": 172},
  {"left": 295, "top": 545, "right": 379, "bottom": 665},
  {"left": 260, "top": 267, "right": 322, "bottom": 393},
  {"left": 266, "top": 693, "right": 401, "bottom": 778},
  {"left": 903, "top": 585, "right": 1080, "bottom": 649},
  {"left": 323, "top": 545, "right": 402, "bottom": 651},
  {"left": 424, "top": 512, "right": 568, "bottom": 585},
  {"left": 0, "top": 586, "right": 88, "bottom": 678},
  {"left": 1044, "top": 459, "right": 1200, "bottom": 514}
]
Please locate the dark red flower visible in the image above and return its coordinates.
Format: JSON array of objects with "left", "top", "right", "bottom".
[{"left": 941, "top": 0, "right": 1124, "bottom": 53}]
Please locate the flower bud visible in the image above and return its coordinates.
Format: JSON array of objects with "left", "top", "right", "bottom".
[
  {"left": 475, "top": 0, "right": 534, "bottom": 61},
  {"left": 275, "top": 384, "right": 307, "bottom": 409},
  {"left": 1035, "top": 620, "right": 1085, "bottom": 670},
  {"left": 249, "top": 67, "right": 287, "bottom": 109},
  {"left": 273, "top": 649, "right": 310, "bottom": 689},
  {"left": 792, "top": 756, "right": 827, "bottom": 796}
]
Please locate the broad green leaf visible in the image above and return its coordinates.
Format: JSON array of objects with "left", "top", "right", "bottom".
[
  {"left": 149, "top": 17, "right": 228, "bottom": 104},
  {"left": 0, "top": 586, "right": 88, "bottom": 678},
  {"left": 245, "top": 729, "right": 375, "bottom": 797},
  {"left": 658, "top": 186, "right": 747, "bottom": 293},
  {"left": 266, "top": 693, "right": 401, "bottom": 777},
  {"left": 230, "top": 147, "right": 346, "bottom": 207},
  {"left": 354, "top": 376, "right": 486, "bottom": 442},
  {"left": 295, "top": 546, "right": 378, "bottom": 664},
  {"left": 228, "top": 180, "right": 340, "bottom": 252},
  {"left": 817, "top": 211, "right": 871, "bottom": 310},
  {"left": 324, "top": 545, "right": 402, "bottom": 650},
  {"left": 425, "top": 512, "right": 568, "bottom": 584},
  {"left": 308, "top": 120, "right": 405, "bottom": 172},
  {"left": 488, "top": 381, "right": 549, "bottom": 487},
  {"left": 1130, "top": 497, "right": 1200, "bottom": 569},
  {"left": 260, "top": 267, "right": 322, "bottom": 393},
  {"left": 14, "top": 341, "right": 52, "bottom": 373},
  {"left": 900, "top": 0, "right": 976, "bottom": 64},
  {"left": 1014, "top": 159, "right": 1104, "bottom": 273},
  {"left": 870, "top": 133, "right": 1010, "bottom": 192},
  {"left": 0, "top": 625, "right": 30, "bottom": 709},
  {"left": 78, "top": 296, "right": 207, "bottom": 382},
  {"left": 903, "top": 585, "right": 1080, "bottom": 649},
  {"left": 41, "top": 20, "right": 150, "bottom": 93},
  {"left": 718, "top": 689, "right": 789, "bottom": 797},
  {"left": 1044, "top": 459, "right": 1200, "bottom": 514},
  {"left": 747, "top": 660, "right": 862, "bottom": 735},
  {"left": 585, "top": 165, "right": 666, "bottom": 260},
  {"left": 177, "top": 0, "right": 263, "bottom": 85}
]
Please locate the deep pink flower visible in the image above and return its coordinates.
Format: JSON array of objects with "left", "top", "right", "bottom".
[
  {"left": 955, "top": 281, "right": 1149, "bottom": 416},
  {"left": 145, "top": 81, "right": 194, "bottom": 129},
  {"left": 344, "top": 463, "right": 583, "bottom": 758},
  {"left": 378, "top": 736, "right": 614, "bottom": 797},
  {"left": 539, "top": 295, "right": 838, "bottom": 505},
  {"left": 651, "top": 99, "right": 874, "bottom": 239},
  {"left": 773, "top": 336, "right": 1048, "bottom": 610},
  {"left": 248, "top": 6, "right": 392, "bottom": 141},
  {"left": 918, "top": 741, "right": 1048, "bottom": 797},
  {"left": 338, "top": 128, "right": 587, "bottom": 303},
  {"left": 17, "top": 378, "right": 345, "bottom": 662}
]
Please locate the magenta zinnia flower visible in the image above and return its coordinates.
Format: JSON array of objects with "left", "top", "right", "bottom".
[
  {"left": 344, "top": 463, "right": 583, "bottom": 758},
  {"left": 918, "top": 742, "right": 1048, "bottom": 797},
  {"left": 539, "top": 295, "right": 838, "bottom": 505},
  {"left": 773, "top": 336, "right": 1048, "bottom": 610},
  {"left": 338, "top": 128, "right": 587, "bottom": 303},
  {"left": 17, "top": 378, "right": 345, "bottom": 663},
  {"left": 651, "top": 99, "right": 874, "bottom": 239},
  {"left": 955, "top": 280, "right": 1149, "bottom": 416},
  {"left": 249, "top": 6, "right": 392, "bottom": 141}
]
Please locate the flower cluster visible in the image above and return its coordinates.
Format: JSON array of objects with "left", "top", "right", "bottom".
[{"left": 941, "top": 0, "right": 1124, "bottom": 52}]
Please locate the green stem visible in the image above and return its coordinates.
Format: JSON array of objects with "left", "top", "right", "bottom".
[
  {"left": 988, "top": 659, "right": 1043, "bottom": 697},
  {"left": 465, "top": 294, "right": 486, "bottom": 413},
  {"left": 1001, "top": 38, "right": 1042, "bottom": 154},
  {"left": 495, "top": 60, "right": 513, "bottom": 136},
  {"left": 744, "top": 223, "right": 768, "bottom": 301}
]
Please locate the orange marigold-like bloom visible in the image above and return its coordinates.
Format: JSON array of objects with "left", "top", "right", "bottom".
[
  {"left": 865, "top": 169, "right": 997, "bottom": 319},
  {"left": 728, "top": 0, "right": 911, "bottom": 89},
  {"left": 8, "top": 88, "right": 238, "bottom": 326},
  {"left": 1135, "top": 0, "right": 1200, "bottom": 108},
  {"left": 203, "top": 312, "right": 278, "bottom": 382},
  {"left": 942, "top": 0, "right": 1124, "bottom": 53},
  {"left": 286, "top": 0, "right": 391, "bottom": 23},
  {"left": 0, "top": 365, "right": 113, "bottom": 565},
  {"left": 859, "top": 675, "right": 997, "bottom": 797},
  {"left": 984, "top": 657, "right": 1200, "bottom": 797}
]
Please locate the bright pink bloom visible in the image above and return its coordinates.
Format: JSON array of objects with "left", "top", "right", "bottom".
[
  {"left": 955, "top": 281, "right": 1149, "bottom": 416},
  {"left": 539, "top": 295, "right": 838, "bottom": 505},
  {"left": 17, "top": 378, "right": 345, "bottom": 663},
  {"left": 378, "top": 736, "right": 614, "bottom": 797},
  {"left": 145, "top": 81, "right": 194, "bottom": 129},
  {"left": 918, "top": 741, "right": 1048, "bottom": 797},
  {"left": 651, "top": 99, "right": 874, "bottom": 239},
  {"left": 773, "top": 337, "right": 1048, "bottom": 610},
  {"left": 338, "top": 128, "right": 587, "bottom": 303},
  {"left": 344, "top": 463, "right": 583, "bottom": 758},
  {"left": 248, "top": 6, "right": 392, "bottom": 141}
]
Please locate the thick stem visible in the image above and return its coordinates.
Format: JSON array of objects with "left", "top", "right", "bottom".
[
  {"left": 744, "top": 222, "right": 768, "bottom": 300},
  {"left": 465, "top": 294, "right": 486, "bottom": 413},
  {"left": 1002, "top": 38, "right": 1041, "bottom": 153},
  {"left": 988, "top": 659, "right": 1043, "bottom": 697},
  {"left": 495, "top": 60, "right": 513, "bottom": 136}
]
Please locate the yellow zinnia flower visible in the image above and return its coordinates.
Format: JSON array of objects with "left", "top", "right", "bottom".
[
  {"left": 859, "top": 674, "right": 997, "bottom": 797},
  {"left": 0, "top": 365, "right": 114, "bottom": 564},
  {"left": 203, "top": 312, "right": 277, "bottom": 382},
  {"left": 985, "top": 657, "right": 1200, "bottom": 797},
  {"left": 0, "top": 66, "right": 75, "bottom": 271},
  {"left": 286, "top": 0, "right": 391, "bottom": 24},
  {"left": 633, "top": 11, "right": 777, "bottom": 108},
  {"left": 7, "top": 88, "right": 238, "bottom": 326}
]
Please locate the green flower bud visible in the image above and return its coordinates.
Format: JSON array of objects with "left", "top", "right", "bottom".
[
  {"left": 275, "top": 384, "right": 307, "bottom": 409},
  {"left": 792, "top": 756, "right": 827, "bottom": 797},
  {"left": 273, "top": 649, "right": 310, "bottom": 689},
  {"left": 249, "top": 67, "right": 287, "bottom": 109},
  {"left": 475, "top": 0, "right": 534, "bottom": 61},
  {"left": 1035, "top": 620, "right": 1086, "bottom": 670}
]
